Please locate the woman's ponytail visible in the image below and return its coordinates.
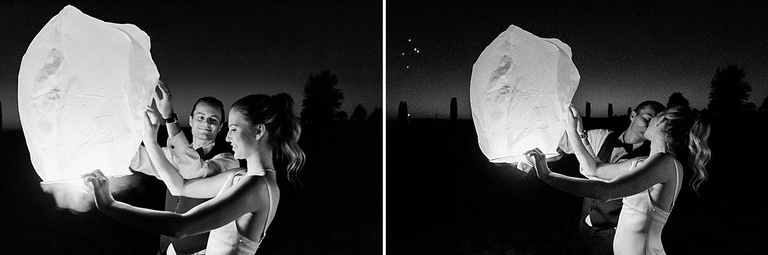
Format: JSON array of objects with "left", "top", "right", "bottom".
[
  {"left": 232, "top": 93, "right": 306, "bottom": 185},
  {"left": 686, "top": 112, "right": 711, "bottom": 195},
  {"left": 270, "top": 93, "right": 305, "bottom": 185},
  {"left": 660, "top": 106, "right": 712, "bottom": 195}
]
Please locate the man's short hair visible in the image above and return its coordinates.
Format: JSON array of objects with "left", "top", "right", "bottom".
[
  {"left": 190, "top": 96, "right": 226, "bottom": 123},
  {"left": 633, "top": 101, "right": 665, "bottom": 114}
]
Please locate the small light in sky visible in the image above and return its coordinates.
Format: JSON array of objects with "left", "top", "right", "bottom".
[
  {"left": 406, "top": 65, "right": 410, "bottom": 69},
  {"left": 408, "top": 38, "right": 411, "bottom": 42},
  {"left": 413, "top": 48, "right": 418, "bottom": 52},
  {"left": 402, "top": 52, "right": 405, "bottom": 56}
]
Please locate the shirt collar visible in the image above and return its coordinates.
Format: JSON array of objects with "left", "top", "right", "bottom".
[{"left": 617, "top": 131, "right": 643, "bottom": 151}]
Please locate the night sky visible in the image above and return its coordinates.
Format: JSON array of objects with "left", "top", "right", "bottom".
[
  {"left": 387, "top": 1, "right": 768, "bottom": 119},
  {"left": 0, "top": 1, "right": 382, "bottom": 129}
]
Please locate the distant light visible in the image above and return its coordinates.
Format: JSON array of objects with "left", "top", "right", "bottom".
[
  {"left": 402, "top": 52, "right": 405, "bottom": 56},
  {"left": 406, "top": 65, "right": 410, "bottom": 69},
  {"left": 408, "top": 38, "right": 412, "bottom": 42},
  {"left": 413, "top": 48, "right": 418, "bottom": 52}
]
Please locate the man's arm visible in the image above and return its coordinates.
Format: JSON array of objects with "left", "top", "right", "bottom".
[
  {"left": 166, "top": 132, "right": 239, "bottom": 179},
  {"left": 129, "top": 144, "right": 173, "bottom": 178}
]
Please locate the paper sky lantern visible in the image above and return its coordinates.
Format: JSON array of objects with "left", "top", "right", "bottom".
[
  {"left": 470, "top": 24, "right": 580, "bottom": 166},
  {"left": 18, "top": 5, "right": 159, "bottom": 183}
]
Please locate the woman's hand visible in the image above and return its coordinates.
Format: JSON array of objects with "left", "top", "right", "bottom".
[
  {"left": 81, "top": 169, "right": 115, "bottom": 210},
  {"left": 143, "top": 107, "right": 162, "bottom": 145},
  {"left": 153, "top": 80, "right": 174, "bottom": 118},
  {"left": 565, "top": 104, "right": 585, "bottom": 135},
  {"left": 525, "top": 148, "right": 551, "bottom": 180}
]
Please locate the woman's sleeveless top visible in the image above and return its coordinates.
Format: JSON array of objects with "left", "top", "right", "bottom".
[
  {"left": 614, "top": 156, "right": 680, "bottom": 255},
  {"left": 205, "top": 169, "right": 276, "bottom": 255}
]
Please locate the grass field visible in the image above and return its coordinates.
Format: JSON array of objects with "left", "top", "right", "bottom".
[
  {"left": 387, "top": 112, "right": 768, "bottom": 254},
  {"left": 4, "top": 112, "right": 768, "bottom": 254},
  {"left": 0, "top": 120, "right": 382, "bottom": 254}
]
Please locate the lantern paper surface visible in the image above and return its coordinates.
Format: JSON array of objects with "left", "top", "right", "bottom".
[
  {"left": 470, "top": 24, "right": 580, "bottom": 165},
  {"left": 18, "top": 5, "right": 159, "bottom": 182}
]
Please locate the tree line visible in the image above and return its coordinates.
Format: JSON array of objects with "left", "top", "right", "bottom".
[{"left": 299, "top": 70, "right": 381, "bottom": 124}]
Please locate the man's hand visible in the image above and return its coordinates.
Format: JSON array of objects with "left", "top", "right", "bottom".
[{"left": 153, "top": 80, "right": 174, "bottom": 118}]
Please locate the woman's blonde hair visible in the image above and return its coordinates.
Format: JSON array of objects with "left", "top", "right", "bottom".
[
  {"left": 231, "top": 94, "right": 306, "bottom": 184},
  {"left": 659, "top": 106, "right": 712, "bottom": 194}
]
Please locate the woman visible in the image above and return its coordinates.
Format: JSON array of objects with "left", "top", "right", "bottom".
[
  {"left": 83, "top": 93, "right": 305, "bottom": 254},
  {"left": 526, "top": 104, "right": 710, "bottom": 255}
]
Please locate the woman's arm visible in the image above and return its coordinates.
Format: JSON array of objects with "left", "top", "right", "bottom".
[
  {"left": 83, "top": 169, "right": 266, "bottom": 238},
  {"left": 529, "top": 149, "right": 673, "bottom": 201},
  {"left": 586, "top": 157, "right": 649, "bottom": 181},
  {"left": 564, "top": 105, "right": 601, "bottom": 176},
  {"left": 178, "top": 176, "right": 267, "bottom": 238},
  {"left": 564, "top": 105, "right": 640, "bottom": 181}
]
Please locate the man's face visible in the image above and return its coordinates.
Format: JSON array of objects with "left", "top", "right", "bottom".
[
  {"left": 629, "top": 107, "right": 659, "bottom": 140},
  {"left": 189, "top": 102, "right": 223, "bottom": 141}
]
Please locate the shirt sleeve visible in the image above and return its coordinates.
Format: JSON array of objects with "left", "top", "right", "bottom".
[
  {"left": 203, "top": 153, "right": 240, "bottom": 177},
  {"left": 558, "top": 129, "right": 607, "bottom": 157},
  {"left": 166, "top": 132, "right": 239, "bottom": 179},
  {"left": 587, "top": 129, "right": 612, "bottom": 161},
  {"left": 175, "top": 150, "right": 239, "bottom": 178},
  {"left": 556, "top": 129, "right": 613, "bottom": 179},
  {"left": 129, "top": 145, "right": 173, "bottom": 179}
]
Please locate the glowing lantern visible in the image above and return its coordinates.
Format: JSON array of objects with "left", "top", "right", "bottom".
[
  {"left": 470, "top": 24, "right": 580, "bottom": 168},
  {"left": 18, "top": 5, "right": 159, "bottom": 183}
]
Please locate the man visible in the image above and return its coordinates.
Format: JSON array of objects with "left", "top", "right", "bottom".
[
  {"left": 130, "top": 81, "right": 239, "bottom": 255},
  {"left": 558, "top": 100, "right": 665, "bottom": 254}
]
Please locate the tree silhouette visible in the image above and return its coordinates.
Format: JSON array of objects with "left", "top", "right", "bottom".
[
  {"left": 301, "top": 70, "right": 344, "bottom": 123},
  {"left": 667, "top": 92, "right": 690, "bottom": 109},
  {"left": 351, "top": 104, "right": 367, "bottom": 120},
  {"left": 627, "top": 107, "right": 632, "bottom": 116},
  {"left": 369, "top": 107, "right": 382, "bottom": 121},
  {"left": 708, "top": 65, "right": 751, "bottom": 113},
  {"left": 585, "top": 101, "right": 591, "bottom": 118},
  {"left": 608, "top": 103, "right": 614, "bottom": 118},
  {"left": 743, "top": 102, "right": 757, "bottom": 111},
  {"left": 760, "top": 96, "right": 768, "bottom": 111},
  {"left": 334, "top": 111, "right": 348, "bottom": 120},
  {"left": 450, "top": 97, "right": 457, "bottom": 122}
]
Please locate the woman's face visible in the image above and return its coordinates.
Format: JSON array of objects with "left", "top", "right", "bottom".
[{"left": 225, "top": 110, "right": 258, "bottom": 159}]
